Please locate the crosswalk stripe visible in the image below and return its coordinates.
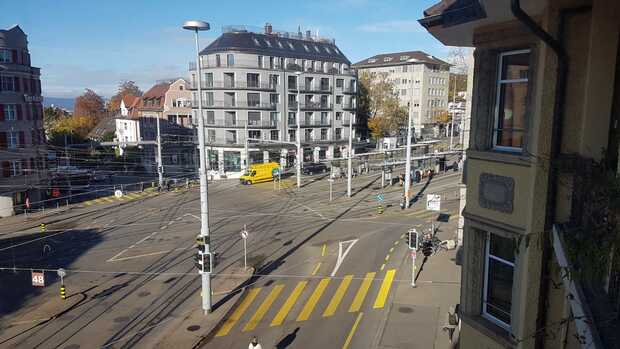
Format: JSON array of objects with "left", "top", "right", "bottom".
[
  {"left": 348, "top": 272, "right": 375, "bottom": 313},
  {"left": 215, "top": 288, "right": 261, "bottom": 337},
  {"left": 296, "top": 278, "right": 330, "bottom": 322},
  {"left": 373, "top": 269, "right": 396, "bottom": 309},
  {"left": 243, "top": 285, "right": 284, "bottom": 332},
  {"left": 95, "top": 198, "right": 105, "bottom": 204},
  {"left": 84, "top": 201, "right": 94, "bottom": 206},
  {"left": 103, "top": 197, "right": 116, "bottom": 203},
  {"left": 127, "top": 193, "right": 141, "bottom": 199},
  {"left": 270, "top": 281, "right": 307, "bottom": 327},
  {"left": 323, "top": 275, "right": 352, "bottom": 317}
]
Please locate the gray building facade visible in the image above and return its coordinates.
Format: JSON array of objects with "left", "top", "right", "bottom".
[
  {"left": 0, "top": 25, "right": 46, "bottom": 217},
  {"left": 189, "top": 24, "right": 359, "bottom": 177}
]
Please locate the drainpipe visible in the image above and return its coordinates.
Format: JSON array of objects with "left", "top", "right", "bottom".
[{"left": 510, "top": 1, "right": 567, "bottom": 348}]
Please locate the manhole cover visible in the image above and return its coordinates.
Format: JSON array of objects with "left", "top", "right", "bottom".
[
  {"left": 398, "top": 306, "right": 413, "bottom": 313},
  {"left": 137, "top": 291, "right": 150, "bottom": 297},
  {"left": 187, "top": 325, "right": 200, "bottom": 332},
  {"left": 114, "top": 316, "right": 130, "bottom": 323}
]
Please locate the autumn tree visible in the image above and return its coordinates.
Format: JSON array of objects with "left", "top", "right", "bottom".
[
  {"left": 74, "top": 89, "right": 105, "bottom": 119},
  {"left": 358, "top": 71, "right": 408, "bottom": 139},
  {"left": 107, "top": 80, "right": 143, "bottom": 111},
  {"left": 43, "top": 106, "right": 70, "bottom": 132},
  {"left": 446, "top": 48, "right": 470, "bottom": 101}
]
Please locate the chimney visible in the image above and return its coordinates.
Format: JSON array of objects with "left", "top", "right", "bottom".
[
  {"left": 306, "top": 30, "right": 312, "bottom": 39},
  {"left": 264, "top": 23, "right": 273, "bottom": 34}
]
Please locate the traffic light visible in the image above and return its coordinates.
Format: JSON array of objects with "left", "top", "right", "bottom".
[
  {"left": 60, "top": 285, "right": 66, "bottom": 300},
  {"left": 195, "top": 252, "right": 212, "bottom": 273},
  {"left": 422, "top": 241, "right": 433, "bottom": 257},
  {"left": 407, "top": 229, "right": 418, "bottom": 250}
]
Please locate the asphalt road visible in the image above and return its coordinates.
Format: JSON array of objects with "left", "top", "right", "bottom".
[{"left": 0, "top": 170, "right": 461, "bottom": 348}]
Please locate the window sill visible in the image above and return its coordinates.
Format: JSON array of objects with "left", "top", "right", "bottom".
[
  {"left": 461, "top": 313, "right": 517, "bottom": 348},
  {"left": 467, "top": 149, "right": 533, "bottom": 167}
]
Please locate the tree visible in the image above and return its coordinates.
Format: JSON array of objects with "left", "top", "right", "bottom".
[
  {"left": 358, "top": 71, "right": 408, "bottom": 139},
  {"left": 107, "top": 80, "right": 143, "bottom": 112},
  {"left": 446, "top": 48, "right": 470, "bottom": 102},
  {"left": 74, "top": 89, "right": 105, "bottom": 120},
  {"left": 43, "top": 106, "right": 70, "bottom": 132}
]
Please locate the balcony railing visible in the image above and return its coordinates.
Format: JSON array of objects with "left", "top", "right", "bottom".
[
  {"left": 288, "top": 102, "right": 333, "bottom": 110},
  {"left": 192, "top": 100, "right": 278, "bottom": 110},
  {"left": 342, "top": 102, "right": 356, "bottom": 110},
  {"left": 189, "top": 61, "right": 357, "bottom": 76},
  {"left": 205, "top": 119, "right": 279, "bottom": 128},
  {"left": 190, "top": 80, "right": 278, "bottom": 90},
  {"left": 288, "top": 119, "right": 331, "bottom": 127}
]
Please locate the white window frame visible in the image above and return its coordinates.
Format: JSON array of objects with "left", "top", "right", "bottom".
[
  {"left": 8, "top": 131, "right": 18, "bottom": 149},
  {"left": 482, "top": 232, "right": 514, "bottom": 331},
  {"left": 5, "top": 104, "right": 16, "bottom": 121},
  {"left": 492, "top": 49, "right": 530, "bottom": 152},
  {"left": 10, "top": 160, "right": 21, "bottom": 176},
  {"left": 0, "top": 49, "right": 11, "bottom": 63}
]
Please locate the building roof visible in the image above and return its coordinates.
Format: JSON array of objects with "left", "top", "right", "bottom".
[
  {"left": 352, "top": 50, "right": 449, "bottom": 69},
  {"left": 121, "top": 95, "right": 140, "bottom": 109},
  {"left": 419, "top": 0, "right": 486, "bottom": 29},
  {"left": 87, "top": 116, "right": 117, "bottom": 141},
  {"left": 200, "top": 30, "right": 351, "bottom": 65},
  {"left": 142, "top": 82, "right": 170, "bottom": 99}
]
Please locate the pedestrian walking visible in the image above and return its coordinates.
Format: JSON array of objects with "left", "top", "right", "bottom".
[{"left": 249, "top": 336, "right": 262, "bottom": 349}]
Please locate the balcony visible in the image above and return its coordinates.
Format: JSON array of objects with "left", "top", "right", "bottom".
[
  {"left": 338, "top": 85, "right": 357, "bottom": 94},
  {"left": 190, "top": 80, "right": 278, "bottom": 91},
  {"left": 288, "top": 102, "right": 333, "bottom": 111},
  {"left": 192, "top": 100, "right": 278, "bottom": 110},
  {"left": 342, "top": 102, "right": 357, "bottom": 111},
  {"left": 300, "top": 84, "right": 332, "bottom": 93},
  {"left": 288, "top": 119, "right": 331, "bottom": 127}
]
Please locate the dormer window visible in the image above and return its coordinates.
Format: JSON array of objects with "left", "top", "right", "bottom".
[
  {"left": 287, "top": 42, "right": 295, "bottom": 50},
  {"left": 313, "top": 45, "right": 320, "bottom": 53},
  {"left": 368, "top": 58, "right": 377, "bottom": 63},
  {"left": 325, "top": 47, "right": 332, "bottom": 54},
  {"left": 384, "top": 57, "right": 392, "bottom": 62},
  {"left": 277, "top": 41, "right": 284, "bottom": 49},
  {"left": 303, "top": 44, "right": 310, "bottom": 52},
  {"left": 253, "top": 38, "right": 261, "bottom": 46},
  {"left": 263, "top": 39, "right": 272, "bottom": 47},
  {"left": 400, "top": 55, "right": 410, "bottom": 61}
]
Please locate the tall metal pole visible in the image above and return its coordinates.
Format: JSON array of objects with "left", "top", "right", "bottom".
[
  {"left": 449, "top": 73, "right": 457, "bottom": 151},
  {"left": 244, "top": 119, "right": 249, "bottom": 171},
  {"left": 193, "top": 29, "right": 211, "bottom": 314},
  {"left": 156, "top": 116, "right": 163, "bottom": 188},
  {"left": 404, "top": 110, "right": 413, "bottom": 208},
  {"left": 296, "top": 74, "right": 302, "bottom": 190},
  {"left": 347, "top": 113, "right": 353, "bottom": 197}
]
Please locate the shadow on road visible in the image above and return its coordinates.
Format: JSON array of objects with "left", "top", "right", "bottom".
[{"left": 276, "top": 327, "right": 300, "bottom": 349}]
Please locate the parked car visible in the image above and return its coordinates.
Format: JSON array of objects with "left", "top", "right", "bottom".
[{"left": 302, "top": 162, "right": 328, "bottom": 175}]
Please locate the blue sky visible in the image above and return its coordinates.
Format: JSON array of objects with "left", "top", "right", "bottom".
[{"left": 1, "top": 0, "right": 448, "bottom": 98}]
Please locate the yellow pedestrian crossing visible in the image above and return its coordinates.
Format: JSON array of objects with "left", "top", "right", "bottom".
[
  {"left": 296, "top": 278, "right": 330, "bottom": 321},
  {"left": 373, "top": 269, "right": 396, "bottom": 309},
  {"left": 348, "top": 272, "right": 375, "bottom": 313},
  {"left": 243, "top": 284, "right": 284, "bottom": 332},
  {"left": 322, "top": 274, "right": 352, "bottom": 317},
  {"left": 215, "top": 288, "right": 261, "bottom": 337},
  {"left": 271, "top": 281, "right": 307, "bottom": 326}
]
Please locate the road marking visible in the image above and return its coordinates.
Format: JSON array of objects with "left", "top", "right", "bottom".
[
  {"left": 243, "top": 285, "right": 284, "bottom": 332},
  {"left": 271, "top": 281, "right": 307, "bottom": 326},
  {"left": 349, "top": 272, "right": 375, "bottom": 313},
  {"left": 102, "top": 197, "right": 115, "bottom": 203},
  {"left": 389, "top": 247, "right": 394, "bottom": 253},
  {"left": 380, "top": 264, "right": 385, "bottom": 271},
  {"left": 160, "top": 226, "right": 167, "bottom": 230},
  {"left": 400, "top": 233, "right": 406, "bottom": 238},
  {"left": 331, "top": 239, "right": 358, "bottom": 277},
  {"left": 373, "top": 269, "right": 396, "bottom": 309},
  {"left": 296, "top": 278, "right": 330, "bottom": 322},
  {"left": 107, "top": 248, "right": 187, "bottom": 262},
  {"left": 311, "top": 262, "right": 321, "bottom": 276},
  {"left": 323, "top": 275, "right": 352, "bottom": 317},
  {"left": 394, "top": 240, "right": 399, "bottom": 245},
  {"left": 321, "top": 244, "right": 326, "bottom": 257},
  {"left": 216, "top": 288, "right": 261, "bottom": 337},
  {"left": 384, "top": 255, "right": 390, "bottom": 262},
  {"left": 106, "top": 231, "right": 161, "bottom": 262},
  {"left": 342, "top": 312, "right": 364, "bottom": 349}
]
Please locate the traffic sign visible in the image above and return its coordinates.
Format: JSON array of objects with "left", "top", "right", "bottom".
[
  {"left": 57, "top": 268, "right": 66, "bottom": 278},
  {"left": 272, "top": 168, "right": 280, "bottom": 176},
  {"left": 426, "top": 194, "right": 441, "bottom": 211},
  {"left": 241, "top": 231, "right": 248, "bottom": 239},
  {"left": 114, "top": 190, "right": 123, "bottom": 198},
  {"left": 31, "top": 271, "right": 45, "bottom": 287},
  {"left": 376, "top": 194, "right": 385, "bottom": 202}
]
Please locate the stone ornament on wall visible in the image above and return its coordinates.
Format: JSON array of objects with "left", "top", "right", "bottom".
[{"left": 479, "top": 173, "right": 514, "bottom": 213}]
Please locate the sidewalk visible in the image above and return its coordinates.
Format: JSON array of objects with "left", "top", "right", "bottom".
[{"left": 374, "top": 217, "right": 461, "bottom": 349}]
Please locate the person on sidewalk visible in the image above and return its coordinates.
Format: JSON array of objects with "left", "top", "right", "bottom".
[{"left": 249, "top": 336, "right": 262, "bottom": 349}]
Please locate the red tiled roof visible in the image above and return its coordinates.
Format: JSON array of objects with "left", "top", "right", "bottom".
[
  {"left": 122, "top": 95, "right": 139, "bottom": 108},
  {"left": 143, "top": 82, "right": 171, "bottom": 99}
]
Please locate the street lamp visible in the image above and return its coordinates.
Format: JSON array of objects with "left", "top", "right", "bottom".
[
  {"left": 295, "top": 71, "right": 302, "bottom": 190},
  {"left": 183, "top": 19, "right": 212, "bottom": 314}
]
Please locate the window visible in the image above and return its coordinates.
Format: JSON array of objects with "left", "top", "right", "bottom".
[
  {"left": 4, "top": 104, "right": 16, "bottom": 121},
  {"left": 269, "top": 56, "right": 275, "bottom": 69},
  {"left": 336, "top": 95, "right": 343, "bottom": 105},
  {"left": 253, "top": 38, "right": 261, "bottom": 46},
  {"left": 400, "top": 55, "right": 410, "bottom": 61},
  {"left": 215, "top": 54, "right": 221, "bottom": 67},
  {"left": 248, "top": 111, "right": 261, "bottom": 126},
  {"left": 207, "top": 129, "right": 216, "bottom": 143},
  {"left": 258, "top": 56, "right": 264, "bottom": 68},
  {"left": 288, "top": 112, "right": 296, "bottom": 125},
  {"left": 320, "top": 128, "right": 328, "bottom": 140},
  {"left": 288, "top": 130, "right": 296, "bottom": 142},
  {"left": 269, "top": 93, "right": 279, "bottom": 105},
  {"left": 8, "top": 131, "right": 18, "bottom": 149},
  {"left": 226, "top": 54, "right": 234, "bottom": 67},
  {"left": 288, "top": 75, "right": 297, "bottom": 90},
  {"left": 247, "top": 93, "right": 260, "bottom": 107},
  {"left": 483, "top": 233, "right": 515, "bottom": 330},
  {"left": 224, "top": 73, "right": 235, "bottom": 88},
  {"left": 1, "top": 76, "right": 15, "bottom": 91},
  {"left": 336, "top": 112, "right": 342, "bottom": 121},
  {"left": 10, "top": 160, "right": 22, "bottom": 176},
  {"left": 335, "top": 128, "right": 342, "bottom": 140},
  {"left": 304, "top": 129, "right": 313, "bottom": 141},
  {"left": 368, "top": 58, "right": 376, "bottom": 63},
  {"left": 320, "top": 112, "right": 328, "bottom": 124},
  {"left": 248, "top": 130, "right": 261, "bottom": 140},
  {"left": 383, "top": 57, "right": 392, "bottom": 62},
  {"left": 269, "top": 74, "right": 278, "bottom": 89},
  {"left": 225, "top": 130, "right": 237, "bottom": 145},
  {"left": 270, "top": 130, "right": 279, "bottom": 140},
  {"left": 402, "top": 65, "right": 408, "bottom": 73},
  {"left": 401, "top": 89, "right": 407, "bottom": 96},
  {"left": 493, "top": 50, "right": 530, "bottom": 150},
  {"left": 263, "top": 39, "right": 272, "bottom": 47},
  {"left": 206, "top": 111, "right": 215, "bottom": 124},
  {"left": 223, "top": 151, "right": 241, "bottom": 171},
  {"left": 247, "top": 73, "right": 260, "bottom": 88},
  {"left": 206, "top": 92, "right": 214, "bottom": 106},
  {"left": 269, "top": 112, "right": 278, "bottom": 126},
  {"left": 336, "top": 79, "right": 344, "bottom": 88},
  {"left": 225, "top": 111, "right": 236, "bottom": 126},
  {"left": 0, "top": 49, "right": 11, "bottom": 63},
  {"left": 224, "top": 92, "right": 235, "bottom": 107}
]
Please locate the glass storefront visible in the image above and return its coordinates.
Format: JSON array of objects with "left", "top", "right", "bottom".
[
  {"left": 249, "top": 151, "right": 264, "bottom": 164},
  {"left": 208, "top": 150, "right": 219, "bottom": 170},
  {"left": 223, "top": 151, "right": 241, "bottom": 172}
]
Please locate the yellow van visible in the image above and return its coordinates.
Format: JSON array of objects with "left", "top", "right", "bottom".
[{"left": 240, "top": 162, "right": 280, "bottom": 185}]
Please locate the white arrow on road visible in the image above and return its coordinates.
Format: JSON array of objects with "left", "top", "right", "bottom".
[{"left": 331, "top": 239, "right": 358, "bottom": 277}]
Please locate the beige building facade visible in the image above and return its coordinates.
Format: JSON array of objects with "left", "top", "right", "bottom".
[{"left": 420, "top": 0, "right": 620, "bottom": 348}]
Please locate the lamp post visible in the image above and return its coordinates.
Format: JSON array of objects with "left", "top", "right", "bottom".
[
  {"left": 295, "top": 71, "right": 302, "bottom": 190},
  {"left": 183, "top": 20, "right": 211, "bottom": 314}
]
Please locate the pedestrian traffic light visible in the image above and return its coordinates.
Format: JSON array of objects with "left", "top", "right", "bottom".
[
  {"left": 407, "top": 229, "right": 418, "bottom": 250},
  {"left": 422, "top": 241, "right": 433, "bottom": 257}
]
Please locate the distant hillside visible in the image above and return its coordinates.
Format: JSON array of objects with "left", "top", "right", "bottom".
[{"left": 43, "top": 97, "right": 74, "bottom": 111}]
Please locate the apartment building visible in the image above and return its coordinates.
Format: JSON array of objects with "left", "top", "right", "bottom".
[
  {"left": 420, "top": 1, "right": 620, "bottom": 348},
  {"left": 352, "top": 50, "right": 450, "bottom": 138},
  {"left": 189, "top": 24, "right": 359, "bottom": 176},
  {"left": 0, "top": 25, "right": 45, "bottom": 217}
]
